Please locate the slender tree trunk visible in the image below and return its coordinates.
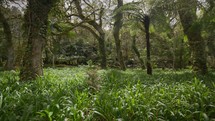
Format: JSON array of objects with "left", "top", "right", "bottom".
[
  {"left": 0, "top": 10, "right": 14, "bottom": 70},
  {"left": 143, "top": 15, "right": 152, "bottom": 75},
  {"left": 132, "top": 35, "right": 145, "bottom": 69},
  {"left": 172, "top": 43, "right": 176, "bottom": 69},
  {"left": 20, "top": 0, "right": 56, "bottom": 81},
  {"left": 178, "top": 0, "right": 207, "bottom": 74},
  {"left": 98, "top": 33, "right": 107, "bottom": 69},
  {"left": 178, "top": 39, "right": 184, "bottom": 69},
  {"left": 124, "top": 38, "right": 129, "bottom": 61},
  {"left": 113, "top": 0, "right": 126, "bottom": 70}
]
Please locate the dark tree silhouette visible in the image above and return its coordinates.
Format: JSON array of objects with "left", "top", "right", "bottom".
[
  {"left": 143, "top": 15, "right": 152, "bottom": 75},
  {"left": 0, "top": 9, "right": 14, "bottom": 70}
]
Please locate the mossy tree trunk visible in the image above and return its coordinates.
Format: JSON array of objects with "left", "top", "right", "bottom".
[
  {"left": 178, "top": 39, "right": 184, "bottom": 69},
  {"left": 132, "top": 35, "right": 145, "bottom": 69},
  {"left": 20, "top": 0, "right": 57, "bottom": 81},
  {"left": 178, "top": 0, "right": 207, "bottom": 74},
  {"left": 98, "top": 33, "right": 107, "bottom": 69},
  {"left": 113, "top": 0, "right": 126, "bottom": 70},
  {"left": 0, "top": 9, "right": 14, "bottom": 70}
]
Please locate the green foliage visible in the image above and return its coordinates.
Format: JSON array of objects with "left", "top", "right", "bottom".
[
  {"left": 128, "top": 22, "right": 141, "bottom": 36},
  {"left": 113, "top": 2, "right": 142, "bottom": 16},
  {"left": 149, "top": 25, "right": 155, "bottom": 33},
  {"left": 183, "top": 35, "right": 188, "bottom": 43},
  {"left": 0, "top": 67, "right": 215, "bottom": 120}
]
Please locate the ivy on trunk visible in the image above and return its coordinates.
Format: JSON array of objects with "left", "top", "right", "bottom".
[
  {"left": 20, "top": 0, "right": 58, "bottom": 81},
  {"left": 178, "top": 0, "right": 207, "bottom": 74},
  {"left": 0, "top": 9, "right": 14, "bottom": 70}
]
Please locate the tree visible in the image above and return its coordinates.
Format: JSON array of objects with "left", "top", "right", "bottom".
[
  {"left": 115, "top": 1, "right": 152, "bottom": 74},
  {"left": 143, "top": 15, "right": 152, "bottom": 75},
  {"left": 202, "top": 0, "right": 215, "bottom": 68},
  {"left": 148, "top": 0, "right": 186, "bottom": 69},
  {"left": 113, "top": 0, "right": 126, "bottom": 70},
  {"left": 20, "top": 0, "right": 58, "bottom": 81},
  {"left": 177, "top": 0, "right": 207, "bottom": 74},
  {"left": 0, "top": 7, "right": 14, "bottom": 70},
  {"left": 131, "top": 34, "right": 145, "bottom": 69},
  {"left": 148, "top": 0, "right": 211, "bottom": 73},
  {"left": 65, "top": 0, "right": 108, "bottom": 69}
]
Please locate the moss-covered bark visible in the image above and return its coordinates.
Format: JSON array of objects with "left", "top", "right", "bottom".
[
  {"left": 178, "top": 0, "right": 207, "bottom": 74},
  {"left": 20, "top": 0, "right": 57, "bottom": 81},
  {"left": 113, "top": 0, "right": 126, "bottom": 70},
  {"left": 98, "top": 33, "right": 107, "bottom": 69},
  {"left": 0, "top": 9, "right": 14, "bottom": 70},
  {"left": 132, "top": 35, "right": 145, "bottom": 69}
]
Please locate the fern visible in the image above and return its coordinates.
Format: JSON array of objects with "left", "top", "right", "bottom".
[{"left": 113, "top": 2, "right": 143, "bottom": 17}]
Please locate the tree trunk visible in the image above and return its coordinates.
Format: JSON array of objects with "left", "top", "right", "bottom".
[
  {"left": 178, "top": 39, "right": 184, "bottom": 69},
  {"left": 143, "top": 15, "right": 152, "bottom": 75},
  {"left": 178, "top": 1, "right": 207, "bottom": 74},
  {"left": 98, "top": 33, "right": 107, "bottom": 69},
  {"left": 20, "top": 0, "right": 57, "bottom": 81},
  {"left": 0, "top": 10, "right": 14, "bottom": 70},
  {"left": 132, "top": 35, "right": 145, "bottom": 69},
  {"left": 113, "top": 0, "right": 126, "bottom": 70}
]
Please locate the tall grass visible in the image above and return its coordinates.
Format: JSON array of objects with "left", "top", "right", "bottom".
[{"left": 0, "top": 67, "right": 215, "bottom": 121}]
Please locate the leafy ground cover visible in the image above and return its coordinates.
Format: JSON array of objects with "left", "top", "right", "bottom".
[{"left": 0, "top": 67, "right": 215, "bottom": 121}]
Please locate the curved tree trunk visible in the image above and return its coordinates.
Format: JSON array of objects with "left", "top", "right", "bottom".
[
  {"left": 0, "top": 9, "right": 14, "bottom": 70},
  {"left": 143, "top": 15, "right": 152, "bottom": 75},
  {"left": 113, "top": 0, "right": 126, "bottom": 70},
  {"left": 178, "top": 0, "right": 207, "bottom": 74},
  {"left": 73, "top": 0, "right": 107, "bottom": 69},
  {"left": 79, "top": 25, "right": 107, "bottom": 69},
  {"left": 132, "top": 35, "right": 145, "bottom": 69},
  {"left": 20, "top": 0, "right": 57, "bottom": 81}
]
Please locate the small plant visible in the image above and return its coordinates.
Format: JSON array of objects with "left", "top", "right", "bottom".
[
  {"left": 37, "top": 110, "right": 53, "bottom": 121},
  {"left": 87, "top": 60, "right": 93, "bottom": 68},
  {"left": 86, "top": 69, "right": 101, "bottom": 92}
]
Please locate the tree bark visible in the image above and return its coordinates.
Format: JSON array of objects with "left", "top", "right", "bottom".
[
  {"left": 143, "top": 15, "right": 152, "bottom": 75},
  {"left": 178, "top": 39, "right": 184, "bottom": 69},
  {"left": 20, "top": 0, "right": 57, "bottom": 81},
  {"left": 0, "top": 9, "right": 14, "bottom": 70},
  {"left": 113, "top": 0, "right": 126, "bottom": 70},
  {"left": 132, "top": 35, "right": 145, "bottom": 69},
  {"left": 178, "top": 1, "right": 207, "bottom": 74},
  {"left": 98, "top": 33, "right": 107, "bottom": 69}
]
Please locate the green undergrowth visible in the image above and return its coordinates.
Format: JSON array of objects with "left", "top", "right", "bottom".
[{"left": 0, "top": 67, "right": 215, "bottom": 121}]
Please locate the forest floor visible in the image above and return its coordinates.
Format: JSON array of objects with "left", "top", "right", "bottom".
[{"left": 0, "top": 66, "right": 215, "bottom": 121}]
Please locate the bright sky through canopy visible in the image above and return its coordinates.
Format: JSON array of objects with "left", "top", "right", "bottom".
[{"left": 124, "top": 0, "right": 135, "bottom": 3}]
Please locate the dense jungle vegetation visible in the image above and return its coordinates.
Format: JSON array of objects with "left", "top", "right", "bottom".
[{"left": 0, "top": 0, "right": 215, "bottom": 120}]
